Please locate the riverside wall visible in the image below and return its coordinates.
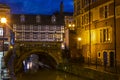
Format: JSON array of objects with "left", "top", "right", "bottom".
[{"left": 57, "top": 63, "right": 120, "bottom": 80}]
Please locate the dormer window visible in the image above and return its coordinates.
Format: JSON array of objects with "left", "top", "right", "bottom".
[
  {"left": 36, "top": 15, "right": 41, "bottom": 23},
  {"left": 20, "top": 15, "right": 25, "bottom": 22},
  {"left": 51, "top": 15, "right": 56, "bottom": 23}
]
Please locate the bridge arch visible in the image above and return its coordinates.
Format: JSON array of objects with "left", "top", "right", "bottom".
[{"left": 15, "top": 49, "right": 62, "bottom": 73}]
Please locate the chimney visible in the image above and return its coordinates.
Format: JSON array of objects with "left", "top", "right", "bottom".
[{"left": 60, "top": 1, "right": 63, "bottom": 15}]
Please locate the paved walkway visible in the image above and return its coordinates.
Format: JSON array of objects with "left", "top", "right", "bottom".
[
  {"left": 67, "top": 62, "right": 118, "bottom": 74},
  {"left": 83, "top": 64, "right": 117, "bottom": 74}
]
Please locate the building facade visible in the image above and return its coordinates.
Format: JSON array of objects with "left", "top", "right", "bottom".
[
  {"left": 12, "top": 14, "right": 64, "bottom": 42},
  {"left": 64, "top": 15, "right": 80, "bottom": 59},
  {"left": 74, "top": 0, "right": 120, "bottom": 70},
  {"left": 0, "top": 4, "right": 10, "bottom": 56}
]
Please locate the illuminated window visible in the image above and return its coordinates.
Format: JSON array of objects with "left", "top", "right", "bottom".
[
  {"left": 100, "top": 28, "right": 111, "bottom": 43},
  {"left": 20, "top": 15, "right": 25, "bottom": 22},
  {"left": 103, "top": 29, "right": 107, "bottom": 42},
  {"left": 56, "top": 34, "right": 61, "bottom": 41},
  {"left": 33, "top": 32, "right": 38, "bottom": 39},
  {"left": 51, "top": 15, "right": 56, "bottom": 23},
  {"left": 0, "top": 28, "right": 3, "bottom": 36},
  {"left": 48, "top": 33, "right": 53, "bottom": 39}
]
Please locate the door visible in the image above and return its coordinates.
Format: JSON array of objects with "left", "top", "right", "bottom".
[
  {"left": 109, "top": 52, "right": 114, "bottom": 67},
  {"left": 103, "top": 52, "right": 107, "bottom": 67}
]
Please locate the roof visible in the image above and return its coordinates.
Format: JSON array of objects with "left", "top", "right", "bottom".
[
  {"left": 11, "top": 14, "right": 65, "bottom": 25},
  {"left": 0, "top": 3, "right": 10, "bottom": 9}
]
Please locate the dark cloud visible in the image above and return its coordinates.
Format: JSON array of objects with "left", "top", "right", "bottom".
[{"left": 0, "top": 0, "right": 73, "bottom": 14}]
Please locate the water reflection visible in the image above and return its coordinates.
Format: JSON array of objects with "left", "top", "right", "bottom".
[
  {"left": 18, "top": 70, "right": 89, "bottom": 80},
  {"left": 55, "top": 71, "right": 85, "bottom": 80}
]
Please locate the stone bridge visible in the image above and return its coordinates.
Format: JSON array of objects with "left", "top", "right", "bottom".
[{"left": 5, "top": 42, "right": 64, "bottom": 73}]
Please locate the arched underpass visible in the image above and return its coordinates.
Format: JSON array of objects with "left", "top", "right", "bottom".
[
  {"left": 23, "top": 53, "right": 58, "bottom": 72},
  {"left": 37, "top": 53, "right": 57, "bottom": 69},
  {"left": 15, "top": 51, "right": 58, "bottom": 74}
]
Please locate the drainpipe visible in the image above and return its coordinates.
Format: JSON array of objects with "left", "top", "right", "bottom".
[{"left": 114, "top": 0, "right": 117, "bottom": 73}]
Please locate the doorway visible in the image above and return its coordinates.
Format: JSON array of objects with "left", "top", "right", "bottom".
[
  {"left": 103, "top": 52, "right": 107, "bottom": 67},
  {"left": 109, "top": 52, "right": 114, "bottom": 67}
]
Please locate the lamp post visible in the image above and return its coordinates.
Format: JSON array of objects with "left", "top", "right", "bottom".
[
  {"left": 78, "top": 37, "right": 81, "bottom": 50},
  {"left": 0, "top": 17, "right": 7, "bottom": 56},
  {"left": 68, "top": 23, "right": 75, "bottom": 30}
]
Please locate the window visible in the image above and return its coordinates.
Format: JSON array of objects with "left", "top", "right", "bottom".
[
  {"left": 98, "top": 53, "right": 100, "bottom": 57},
  {"left": 41, "top": 33, "right": 46, "bottom": 39},
  {"left": 100, "top": 30, "right": 103, "bottom": 42},
  {"left": 25, "top": 32, "right": 30, "bottom": 39},
  {"left": 22, "top": 25, "right": 25, "bottom": 30},
  {"left": 36, "top": 15, "right": 41, "bottom": 23},
  {"left": 56, "top": 26, "right": 61, "bottom": 31},
  {"left": 16, "top": 26, "right": 22, "bottom": 30},
  {"left": 99, "top": 5, "right": 109, "bottom": 19},
  {"left": 100, "top": 28, "right": 111, "bottom": 43},
  {"left": 33, "top": 33, "right": 38, "bottom": 39},
  {"left": 51, "top": 15, "right": 56, "bottom": 23},
  {"left": 4, "top": 44, "right": 9, "bottom": 51},
  {"left": 16, "top": 32, "right": 22, "bottom": 39},
  {"left": 41, "top": 26, "right": 46, "bottom": 31},
  {"left": 105, "top": 6, "right": 108, "bottom": 18},
  {"left": 0, "top": 28, "right": 3, "bottom": 36},
  {"left": 25, "top": 26, "right": 30, "bottom": 30},
  {"left": 20, "top": 15, "right": 25, "bottom": 22},
  {"left": 90, "top": 12, "right": 93, "bottom": 22},
  {"left": 77, "top": 17, "right": 80, "bottom": 27},
  {"left": 46, "top": 25, "right": 49, "bottom": 31},
  {"left": 116, "top": 6, "right": 120, "bottom": 17},
  {"left": 85, "top": 0, "right": 89, "bottom": 6},
  {"left": 99, "top": 7, "right": 104, "bottom": 19},
  {"left": 85, "top": 13, "right": 89, "bottom": 24},
  {"left": 48, "top": 33, "right": 53, "bottom": 39},
  {"left": 33, "top": 26, "right": 38, "bottom": 31},
  {"left": 103, "top": 29, "right": 108, "bottom": 42},
  {"left": 92, "top": 0, "right": 97, "bottom": 2},
  {"left": 49, "top": 26, "right": 54, "bottom": 31},
  {"left": 56, "top": 34, "right": 61, "bottom": 41}
]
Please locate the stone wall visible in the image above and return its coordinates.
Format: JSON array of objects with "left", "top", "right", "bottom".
[{"left": 57, "top": 63, "right": 120, "bottom": 80}]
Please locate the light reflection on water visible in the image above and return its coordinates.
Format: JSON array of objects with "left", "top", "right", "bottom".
[
  {"left": 55, "top": 71, "right": 86, "bottom": 80},
  {"left": 18, "top": 70, "right": 89, "bottom": 80}
]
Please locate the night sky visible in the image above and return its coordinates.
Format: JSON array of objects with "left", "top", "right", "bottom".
[{"left": 0, "top": 0, "right": 74, "bottom": 15}]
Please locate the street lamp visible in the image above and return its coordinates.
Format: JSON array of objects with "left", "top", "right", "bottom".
[
  {"left": 68, "top": 23, "right": 75, "bottom": 30},
  {"left": 1, "top": 18, "right": 7, "bottom": 23},
  {"left": 0, "top": 17, "right": 7, "bottom": 56}
]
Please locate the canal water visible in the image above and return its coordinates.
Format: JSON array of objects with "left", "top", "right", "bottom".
[{"left": 17, "top": 69, "right": 90, "bottom": 80}]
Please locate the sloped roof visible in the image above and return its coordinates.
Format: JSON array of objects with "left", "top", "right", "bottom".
[{"left": 0, "top": 3, "right": 10, "bottom": 9}]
